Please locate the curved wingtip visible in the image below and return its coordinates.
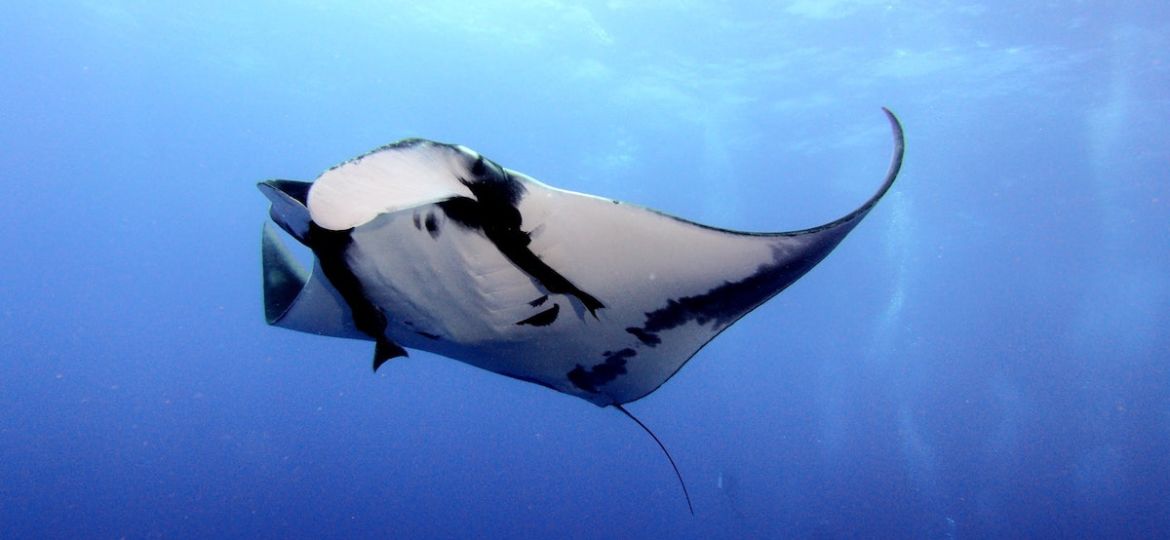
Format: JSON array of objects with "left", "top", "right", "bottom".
[
  {"left": 875, "top": 107, "right": 905, "bottom": 205},
  {"left": 785, "top": 107, "right": 905, "bottom": 237}
]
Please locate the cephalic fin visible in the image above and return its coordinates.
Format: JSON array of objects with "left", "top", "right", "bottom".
[{"left": 258, "top": 180, "right": 313, "bottom": 244}]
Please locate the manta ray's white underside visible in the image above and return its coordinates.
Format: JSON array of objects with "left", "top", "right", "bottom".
[{"left": 259, "top": 109, "right": 904, "bottom": 406}]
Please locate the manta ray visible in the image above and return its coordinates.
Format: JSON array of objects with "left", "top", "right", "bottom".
[{"left": 259, "top": 108, "right": 904, "bottom": 513}]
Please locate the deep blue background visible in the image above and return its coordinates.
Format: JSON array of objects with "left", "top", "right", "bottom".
[{"left": 2, "top": 1, "right": 1167, "bottom": 538}]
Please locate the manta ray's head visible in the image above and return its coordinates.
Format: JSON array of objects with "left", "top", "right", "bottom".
[{"left": 255, "top": 137, "right": 521, "bottom": 341}]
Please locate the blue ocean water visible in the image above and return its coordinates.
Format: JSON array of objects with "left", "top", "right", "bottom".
[{"left": 2, "top": 1, "right": 1167, "bottom": 537}]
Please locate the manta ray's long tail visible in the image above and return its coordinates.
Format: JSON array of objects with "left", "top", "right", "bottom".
[{"left": 614, "top": 404, "right": 693, "bottom": 515}]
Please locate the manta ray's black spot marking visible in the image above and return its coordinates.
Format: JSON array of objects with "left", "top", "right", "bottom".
[
  {"left": 516, "top": 304, "right": 559, "bottom": 327},
  {"left": 424, "top": 212, "right": 440, "bottom": 239},
  {"left": 307, "top": 225, "right": 384, "bottom": 338},
  {"left": 604, "top": 348, "right": 637, "bottom": 362},
  {"left": 568, "top": 350, "right": 633, "bottom": 394},
  {"left": 626, "top": 327, "right": 661, "bottom": 347},
  {"left": 528, "top": 295, "right": 549, "bottom": 307},
  {"left": 630, "top": 245, "right": 832, "bottom": 345},
  {"left": 437, "top": 178, "right": 605, "bottom": 316},
  {"left": 436, "top": 196, "right": 483, "bottom": 229},
  {"left": 471, "top": 155, "right": 487, "bottom": 176},
  {"left": 307, "top": 223, "right": 407, "bottom": 370},
  {"left": 461, "top": 162, "right": 525, "bottom": 206},
  {"left": 412, "top": 212, "right": 422, "bottom": 231},
  {"left": 416, "top": 330, "right": 441, "bottom": 340}
]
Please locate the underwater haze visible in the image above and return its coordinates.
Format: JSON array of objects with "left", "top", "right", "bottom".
[{"left": 2, "top": 1, "right": 1168, "bottom": 538}]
